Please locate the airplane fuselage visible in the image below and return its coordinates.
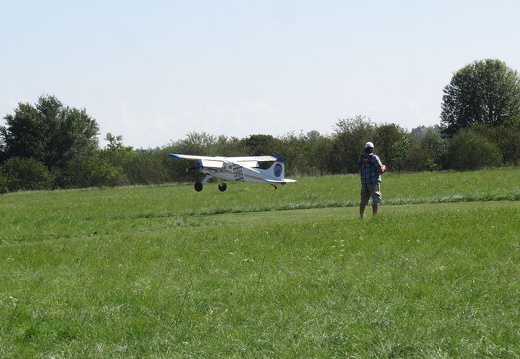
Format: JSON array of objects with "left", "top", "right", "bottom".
[
  {"left": 168, "top": 154, "right": 296, "bottom": 191},
  {"left": 200, "top": 161, "right": 281, "bottom": 183}
]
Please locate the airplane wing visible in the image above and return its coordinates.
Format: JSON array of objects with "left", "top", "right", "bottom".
[
  {"left": 169, "top": 154, "right": 282, "bottom": 166},
  {"left": 168, "top": 154, "right": 223, "bottom": 161},
  {"left": 168, "top": 154, "right": 226, "bottom": 168},
  {"left": 168, "top": 154, "right": 279, "bottom": 162},
  {"left": 226, "top": 156, "right": 281, "bottom": 168},
  {"left": 226, "top": 156, "right": 280, "bottom": 163},
  {"left": 168, "top": 154, "right": 293, "bottom": 174}
]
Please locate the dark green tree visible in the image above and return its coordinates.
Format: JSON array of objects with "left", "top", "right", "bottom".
[
  {"left": 61, "top": 154, "right": 127, "bottom": 188},
  {"left": 280, "top": 131, "right": 332, "bottom": 176},
  {"left": 410, "top": 126, "right": 446, "bottom": 171},
  {"left": 244, "top": 134, "right": 283, "bottom": 156},
  {"left": 0, "top": 95, "right": 99, "bottom": 170},
  {"left": 0, "top": 157, "right": 55, "bottom": 192},
  {"left": 373, "top": 123, "right": 406, "bottom": 170},
  {"left": 469, "top": 122, "right": 520, "bottom": 166},
  {"left": 104, "top": 132, "right": 133, "bottom": 153},
  {"left": 99, "top": 132, "right": 135, "bottom": 179},
  {"left": 211, "top": 135, "right": 249, "bottom": 157},
  {"left": 446, "top": 129, "right": 502, "bottom": 170},
  {"left": 391, "top": 134, "right": 420, "bottom": 172},
  {"left": 122, "top": 150, "right": 170, "bottom": 185},
  {"left": 331, "top": 115, "right": 376, "bottom": 174},
  {"left": 174, "top": 132, "right": 217, "bottom": 155},
  {"left": 441, "top": 59, "right": 520, "bottom": 137}
]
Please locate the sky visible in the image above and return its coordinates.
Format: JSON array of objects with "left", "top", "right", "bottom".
[{"left": 2, "top": 0, "right": 520, "bottom": 149}]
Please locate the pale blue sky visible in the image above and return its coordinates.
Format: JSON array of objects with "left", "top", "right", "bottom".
[{"left": 2, "top": 0, "right": 519, "bottom": 148}]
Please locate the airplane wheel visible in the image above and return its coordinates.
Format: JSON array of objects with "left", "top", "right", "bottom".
[
  {"left": 194, "top": 182, "right": 203, "bottom": 192},
  {"left": 218, "top": 183, "right": 227, "bottom": 192}
]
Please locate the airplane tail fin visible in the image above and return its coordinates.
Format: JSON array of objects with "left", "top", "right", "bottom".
[
  {"left": 265, "top": 159, "right": 297, "bottom": 184},
  {"left": 272, "top": 158, "right": 298, "bottom": 183},
  {"left": 268, "top": 158, "right": 285, "bottom": 179}
]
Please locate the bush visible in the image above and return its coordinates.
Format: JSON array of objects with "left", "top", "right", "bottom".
[
  {"left": 0, "top": 171, "right": 8, "bottom": 193},
  {"left": 122, "top": 150, "right": 170, "bottom": 185},
  {"left": 331, "top": 116, "right": 376, "bottom": 174},
  {"left": 446, "top": 130, "right": 503, "bottom": 170},
  {"left": 1, "top": 157, "right": 55, "bottom": 192},
  {"left": 391, "top": 135, "right": 420, "bottom": 172},
  {"left": 471, "top": 122, "right": 520, "bottom": 166},
  {"left": 60, "top": 155, "right": 128, "bottom": 188}
]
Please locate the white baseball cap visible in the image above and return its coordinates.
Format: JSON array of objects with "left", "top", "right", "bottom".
[{"left": 365, "top": 142, "right": 374, "bottom": 149}]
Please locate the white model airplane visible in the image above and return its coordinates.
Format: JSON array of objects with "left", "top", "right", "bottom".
[{"left": 168, "top": 154, "right": 297, "bottom": 191}]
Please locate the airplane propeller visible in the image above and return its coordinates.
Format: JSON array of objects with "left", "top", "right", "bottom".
[{"left": 186, "top": 160, "right": 203, "bottom": 172}]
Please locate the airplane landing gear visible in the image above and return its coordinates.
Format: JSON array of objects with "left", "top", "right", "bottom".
[
  {"left": 194, "top": 182, "right": 203, "bottom": 192},
  {"left": 218, "top": 183, "right": 227, "bottom": 192},
  {"left": 194, "top": 174, "right": 213, "bottom": 192}
]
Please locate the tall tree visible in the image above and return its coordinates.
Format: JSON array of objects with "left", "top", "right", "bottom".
[
  {"left": 0, "top": 95, "right": 99, "bottom": 169},
  {"left": 441, "top": 59, "right": 520, "bottom": 137},
  {"left": 331, "top": 115, "right": 376, "bottom": 173},
  {"left": 373, "top": 123, "right": 406, "bottom": 170},
  {"left": 244, "top": 134, "right": 282, "bottom": 156}
]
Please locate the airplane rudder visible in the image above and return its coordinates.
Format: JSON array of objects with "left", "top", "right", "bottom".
[{"left": 271, "top": 160, "right": 284, "bottom": 179}]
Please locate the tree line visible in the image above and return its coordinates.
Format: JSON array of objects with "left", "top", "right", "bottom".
[{"left": 1, "top": 59, "right": 520, "bottom": 193}]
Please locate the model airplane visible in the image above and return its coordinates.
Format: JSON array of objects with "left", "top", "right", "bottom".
[{"left": 168, "top": 154, "right": 297, "bottom": 191}]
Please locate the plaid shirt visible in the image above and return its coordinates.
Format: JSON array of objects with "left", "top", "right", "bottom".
[{"left": 357, "top": 153, "right": 383, "bottom": 184}]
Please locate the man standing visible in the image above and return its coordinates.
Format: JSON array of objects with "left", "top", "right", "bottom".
[{"left": 357, "top": 142, "right": 386, "bottom": 218}]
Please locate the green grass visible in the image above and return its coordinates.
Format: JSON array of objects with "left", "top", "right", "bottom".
[{"left": 1, "top": 168, "right": 519, "bottom": 358}]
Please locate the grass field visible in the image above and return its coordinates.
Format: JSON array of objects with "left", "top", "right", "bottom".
[{"left": 1, "top": 168, "right": 519, "bottom": 358}]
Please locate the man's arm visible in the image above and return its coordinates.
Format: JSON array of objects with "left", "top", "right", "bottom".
[{"left": 372, "top": 155, "right": 386, "bottom": 173}]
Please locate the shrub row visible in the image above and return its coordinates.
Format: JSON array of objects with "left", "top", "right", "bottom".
[{"left": 1, "top": 118, "right": 519, "bottom": 193}]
